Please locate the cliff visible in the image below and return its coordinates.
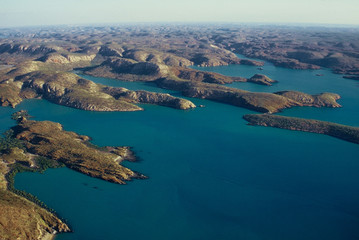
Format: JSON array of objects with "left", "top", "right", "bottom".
[{"left": 243, "top": 114, "right": 359, "bottom": 144}]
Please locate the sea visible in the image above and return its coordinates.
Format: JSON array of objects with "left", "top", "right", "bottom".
[{"left": 3, "top": 55, "right": 358, "bottom": 240}]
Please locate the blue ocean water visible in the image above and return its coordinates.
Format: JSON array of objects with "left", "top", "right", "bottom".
[{"left": 9, "top": 58, "right": 359, "bottom": 240}]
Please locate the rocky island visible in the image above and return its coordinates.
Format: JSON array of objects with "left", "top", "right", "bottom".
[{"left": 243, "top": 114, "right": 359, "bottom": 144}]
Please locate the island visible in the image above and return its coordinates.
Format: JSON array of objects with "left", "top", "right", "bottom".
[{"left": 243, "top": 114, "right": 359, "bottom": 144}]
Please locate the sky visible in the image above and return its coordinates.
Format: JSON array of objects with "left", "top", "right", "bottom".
[{"left": 0, "top": 0, "right": 358, "bottom": 28}]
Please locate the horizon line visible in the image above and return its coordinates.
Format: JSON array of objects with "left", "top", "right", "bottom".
[{"left": 1, "top": 21, "right": 359, "bottom": 30}]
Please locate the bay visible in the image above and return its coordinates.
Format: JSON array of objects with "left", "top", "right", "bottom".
[{"left": 10, "top": 56, "right": 359, "bottom": 240}]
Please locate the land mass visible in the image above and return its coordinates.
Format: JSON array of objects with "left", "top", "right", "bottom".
[
  {"left": 0, "top": 113, "right": 147, "bottom": 239},
  {"left": 12, "top": 116, "right": 146, "bottom": 184},
  {"left": 243, "top": 114, "right": 359, "bottom": 144},
  {"left": 0, "top": 189, "right": 70, "bottom": 240},
  {"left": 0, "top": 24, "right": 358, "bottom": 238},
  {"left": 0, "top": 61, "right": 195, "bottom": 111},
  {"left": 1, "top": 25, "right": 358, "bottom": 78},
  {"left": 0, "top": 25, "right": 351, "bottom": 114},
  {"left": 156, "top": 78, "right": 341, "bottom": 113}
]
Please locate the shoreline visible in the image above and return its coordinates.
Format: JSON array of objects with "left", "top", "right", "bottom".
[{"left": 42, "top": 233, "right": 55, "bottom": 240}]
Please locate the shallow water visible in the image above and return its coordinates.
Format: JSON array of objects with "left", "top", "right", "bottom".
[{"left": 10, "top": 57, "right": 359, "bottom": 240}]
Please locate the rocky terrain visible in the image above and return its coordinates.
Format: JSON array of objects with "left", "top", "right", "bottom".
[
  {"left": 0, "top": 111, "right": 148, "bottom": 239},
  {"left": 85, "top": 58, "right": 271, "bottom": 86},
  {"left": 1, "top": 24, "right": 358, "bottom": 79},
  {"left": 243, "top": 114, "right": 359, "bottom": 144},
  {"left": 218, "top": 26, "right": 359, "bottom": 79},
  {"left": 0, "top": 25, "right": 356, "bottom": 115},
  {"left": 12, "top": 117, "right": 146, "bottom": 184},
  {"left": 0, "top": 61, "right": 195, "bottom": 111},
  {"left": 156, "top": 78, "right": 341, "bottom": 113},
  {"left": 0, "top": 189, "right": 70, "bottom": 240},
  {"left": 0, "top": 24, "right": 357, "bottom": 238},
  {"left": 0, "top": 59, "right": 339, "bottom": 114},
  {"left": 0, "top": 118, "right": 71, "bottom": 239}
]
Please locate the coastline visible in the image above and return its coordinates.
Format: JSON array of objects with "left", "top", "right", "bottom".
[
  {"left": 42, "top": 232, "right": 55, "bottom": 240},
  {"left": 243, "top": 114, "right": 359, "bottom": 144}
]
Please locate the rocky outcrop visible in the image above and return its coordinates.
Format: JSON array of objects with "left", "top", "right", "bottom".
[
  {"left": 99, "top": 45, "right": 124, "bottom": 57},
  {"left": 40, "top": 53, "right": 96, "bottom": 64},
  {"left": 243, "top": 114, "right": 359, "bottom": 144},
  {"left": 248, "top": 74, "right": 277, "bottom": 86},
  {"left": 85, "top": 58, "right": 171, "bottom": 81},
  {"left": 188, "top": 47, "right": 264, "bottom": 67},
  {"left": 0, "top": 83, "right": 23, "bottom": 107},
  {"left": 122, "top": 49, "right": 193, "bottom": 67},
  {"left": 0, "top": 43, "right": 56, "bottom": 55},
  {"left": 171, "top": 67, "right": 236, "bottom": 84},
  {"left": 286, "top": 51, "right": 359, "bottom": 74},
  {"left": 156, "top": 78, "right": 341, "bottom": 113},
  {"left": 274, "top": 91, "right": 342, "bottom": 108}
]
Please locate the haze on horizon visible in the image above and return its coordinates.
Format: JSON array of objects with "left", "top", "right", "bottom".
[{"left": 0, "top": 0, "right": 358, "bottom": 28}]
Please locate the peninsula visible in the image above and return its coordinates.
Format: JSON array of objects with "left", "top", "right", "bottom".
[
  {"left": 0, "top": 112, "right": 147, "bottom": 239},
  {"left": 243, "top": 114, "right": 359, "bottom": 144},
  {"left": 0, "top": 62, "right": 195, "bottom": 111}
]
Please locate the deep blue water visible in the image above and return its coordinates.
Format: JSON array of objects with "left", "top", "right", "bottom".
[{"left": 7, "top": 57, "right": 359, "bottom": 240}]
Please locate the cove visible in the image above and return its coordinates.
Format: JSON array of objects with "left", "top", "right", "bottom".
[{"left": 10, "top": 57, "right": 359, "bottom": 240}]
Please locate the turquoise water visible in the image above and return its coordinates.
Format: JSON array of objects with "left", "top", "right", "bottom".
[
  {"left": 192, "top": 54, "right": 359, "bottom": 126},
  {"left": 8, "top": 58, "right": 359, "bottom": 240}
]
